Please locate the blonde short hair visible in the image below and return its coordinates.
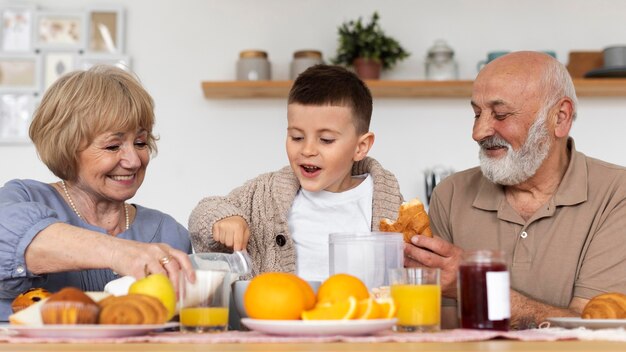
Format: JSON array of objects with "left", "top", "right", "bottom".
[{"left": 29, "top": 65, "right": 158, "bottom": 181}]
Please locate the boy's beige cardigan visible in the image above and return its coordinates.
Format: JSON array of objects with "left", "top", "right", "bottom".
[{"left": 188, "top": 157, "right": 403, "bottom": 276}]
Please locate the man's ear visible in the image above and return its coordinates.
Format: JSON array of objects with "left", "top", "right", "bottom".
[
  {"left": 354, "top": 132, "right": 375, "bottom": 161},
  {"left": 554, "top": 98, "right": 574, "bottom": 138}
]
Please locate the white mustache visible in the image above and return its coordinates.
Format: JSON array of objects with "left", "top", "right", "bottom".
[{"left": 479, "top": 135, "right": 510, "bottom": 149}]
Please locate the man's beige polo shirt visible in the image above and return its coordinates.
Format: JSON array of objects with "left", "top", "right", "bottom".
[{"left": 430, "top": 139, "right": 626, "bottom": 307}]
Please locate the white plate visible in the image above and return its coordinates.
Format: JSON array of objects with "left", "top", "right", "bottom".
[
  {"left": 241, "top": 318, "right": 396, "bottom": 336},
  {"left": 0, "top": 322, "right": 178, "bottom": 338},
  {"left": 547, "top": 317, "right": 626, "bottom": 330}
]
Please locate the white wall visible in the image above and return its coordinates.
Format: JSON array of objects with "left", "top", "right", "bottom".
[{"left": 2, "top": 0, "right": 626, "bottom": 226}]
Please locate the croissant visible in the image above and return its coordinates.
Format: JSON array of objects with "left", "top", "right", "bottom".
[
  {"left": 380, "top": 198, "right": 433, "bottom": 243},
  {"left": 98, "top": 294, "right": 168, "bottom": 324},
  {"left": 581, "top": 292, "right": 626, "bottom": 319}
]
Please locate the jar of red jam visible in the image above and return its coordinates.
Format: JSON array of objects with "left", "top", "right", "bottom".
[{"left": 458, "top": 250, "right": 510, "bottom": 331}]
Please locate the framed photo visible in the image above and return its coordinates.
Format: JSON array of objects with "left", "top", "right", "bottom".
[
  {"left": 33, "top": 10, "right": 86, "bottom": 50},
  {"left": 0, "top": 92, "right": 36, "bottom": 144},
  {"left": 76, "top": 54, "right": 131, "bottom": 71},
  {"left": 42, "top": 51, "right": 75, "bottom": 90},
  {"left": 1, "top": 4, "right": 36, "bottom": 52},
  {"left": 0, "top": 54, "right": 41, "bottom": 92},
  {"left": 86, "top": 5, "right": 124, "bottom": 54}
]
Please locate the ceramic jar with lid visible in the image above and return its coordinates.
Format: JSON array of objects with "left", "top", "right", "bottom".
[
  {"left": 236, "top": 50, "right": 271, "bottom": 81},
  {"left": 290, "top": 50, "right": 324, "bottom": 80},
  {"left": 425, "top": 40, "right": 458, "bottom": 80}
]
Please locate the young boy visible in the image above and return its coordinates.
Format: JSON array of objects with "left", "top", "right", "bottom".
[{"left": 189, "top": 65, "right": 402, "bottom": 281}]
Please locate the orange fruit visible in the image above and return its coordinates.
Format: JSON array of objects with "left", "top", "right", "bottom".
[
  {"left": 301, "top": 296, "right": 358, "bottom": 320},
  {"left": 244, "top": 272, "right": 310, "bottom": 320},
  {"left": 292, "top": 275, "right": 316, "bottom": 310},
  {"left": 316, "top": 273, "right": 370, "bottom": 305},
  {"left": 376, "top": 298, "right": 397, "bottom": 319},
  {"left": 356, "top": 298, "right": 381, "bottom": 320}
]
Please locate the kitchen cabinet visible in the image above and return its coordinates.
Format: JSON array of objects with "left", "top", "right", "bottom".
[{"left": 201, "top": 79, "right": 626, "bottom": 99}]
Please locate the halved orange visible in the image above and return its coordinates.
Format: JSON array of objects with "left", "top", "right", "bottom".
[
  {"left": 301, "top": 296, "right": 358, "bottom": 320},
  {"left": 356, "top": 298, "right": 381, "bottom": 320}
]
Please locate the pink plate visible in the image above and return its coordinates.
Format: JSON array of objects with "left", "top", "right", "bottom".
[{"left": 0, "top": 322, "right": 178, "bottom": 338}]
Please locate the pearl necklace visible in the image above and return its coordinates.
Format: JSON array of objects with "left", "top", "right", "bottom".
[{"left": 60, "top": 180, "right": 129, "bottom": 230}]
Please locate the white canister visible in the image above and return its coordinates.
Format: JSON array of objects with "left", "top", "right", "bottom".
[
  {"left": 290, "top": 50, "right": 323, "bottom": 80},
  {"left": 236, "top": 50, "right": 271, "bottom": 81}
]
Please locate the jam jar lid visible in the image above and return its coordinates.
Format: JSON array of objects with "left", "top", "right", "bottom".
[
  {"left": 293, "top": 50, "right": 322, "bottom": 59},
  {"left": 239, "top": 50, "right": 268, "bottom": 59}
]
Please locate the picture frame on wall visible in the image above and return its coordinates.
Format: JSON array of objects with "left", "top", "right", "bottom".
[
  {"left": 76, "top": 54, "right": 131, "bottom": 71},
  {"left": 86, "top": 5, "right": 124, "bottom": 54},
  {"left": 42, "top": 51, "right": 75, "bottom": 90},
  {"left": 0, "top": 53, "right": 41, "bottom": 93},
  {"left": 33, "top": 10, "right": 86, "bottom": 50},
  {"left": 0, "top": 92, "right": 36, "bottom": 144},
  {"left": 1, "top": 4, "right": 37, "bottom": 52}
]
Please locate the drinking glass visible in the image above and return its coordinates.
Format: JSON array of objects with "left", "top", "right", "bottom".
[
  {"left": 179, "top": 269, "right": 230, "bottom": 333},
  {"left": 390, "top": 267, "right": 441, "bottom": 332}
]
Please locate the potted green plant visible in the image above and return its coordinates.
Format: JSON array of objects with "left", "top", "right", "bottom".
[{"left": 332, "top": 12, "right": 410, "bottom": 79}]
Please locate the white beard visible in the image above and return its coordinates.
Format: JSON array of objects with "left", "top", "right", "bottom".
[{"left": 478, "top": 111, "right": 552, "bottom": 186}]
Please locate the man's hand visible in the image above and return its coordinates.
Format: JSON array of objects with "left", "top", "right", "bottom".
[
  {"left": 404, "top": 234, "right": 463, "bottom": 298},
  {"left": 212, "top": 216, "right": 250, "bottom": 251}
]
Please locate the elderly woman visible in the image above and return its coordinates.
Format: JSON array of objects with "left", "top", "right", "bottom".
[{"left": 0, "top": 66, "right": 193, "bottom": 321}]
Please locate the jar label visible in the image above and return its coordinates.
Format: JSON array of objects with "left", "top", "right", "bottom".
[{"left": 486, "top": 271, "right": 511, "bottom": 320}]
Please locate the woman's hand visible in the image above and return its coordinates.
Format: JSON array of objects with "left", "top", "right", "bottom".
[
  {"left": 212, "top": 216, "right": 250, "bottom": 251},
  {"left": 109, "top": 240, "right": 196, "bottom": 288},
  {"left": 404, "top": 235, "right": 463, "bottom": 298}
]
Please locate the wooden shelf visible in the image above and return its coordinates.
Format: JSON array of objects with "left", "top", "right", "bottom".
[{"left": 201, "top": 79, "right": 626, "bottom": 99}]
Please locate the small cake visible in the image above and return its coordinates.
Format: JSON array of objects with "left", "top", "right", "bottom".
[
  {"left": 40, "top": 287, "right": 100, "bottom": 324},
  {"left": 11, "top": 288, "right": 51, "bottom": 313}
]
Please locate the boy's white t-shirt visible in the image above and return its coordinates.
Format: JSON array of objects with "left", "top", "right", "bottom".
[{"left": 288, "top": 174, "right": 373, "bottom": 282}]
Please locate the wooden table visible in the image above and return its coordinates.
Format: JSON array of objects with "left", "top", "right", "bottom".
[{"left": 0, "top": 341, "right": 625, "bottom": 352}]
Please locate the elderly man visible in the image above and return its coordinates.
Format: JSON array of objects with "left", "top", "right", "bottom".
[{"left": 406, "top": 51, "right": 626, "bottom": 329}]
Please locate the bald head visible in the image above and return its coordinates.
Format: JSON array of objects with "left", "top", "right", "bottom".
[{"left": 474, "top": 51, "right": 578, "bottom": 120}]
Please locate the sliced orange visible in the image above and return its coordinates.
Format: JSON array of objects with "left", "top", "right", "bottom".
[
  {"left": 301, "top": 296, "right": 358, "bottom": 320},
  {"left": 376, "top": 298, "right": 397, "bottom": 319},
  {"left": 356, "top": 298, "right": 381, "bottom": 320}
]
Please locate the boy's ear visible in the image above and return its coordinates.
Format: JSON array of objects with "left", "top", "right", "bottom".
[{"left": 353, "top": 132, "right": 375, "bottom": 161}]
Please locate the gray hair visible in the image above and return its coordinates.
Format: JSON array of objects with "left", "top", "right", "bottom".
[{"left": 540, "top": 58, "right": 578, "bottom": 120}]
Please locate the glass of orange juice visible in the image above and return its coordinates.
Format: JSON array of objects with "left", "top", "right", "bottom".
[
  {"left": 389, "top": 267, "right": 441, "bottom": 332},
  {"left": 179, "top": 269, "right": 230, "bottom": 333}
]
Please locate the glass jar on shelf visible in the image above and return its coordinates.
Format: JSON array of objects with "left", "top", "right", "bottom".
[{"left": 425, "top": 40, "right": 458, "bottom": 81}]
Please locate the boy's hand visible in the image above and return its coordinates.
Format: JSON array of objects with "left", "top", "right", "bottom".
[{"left": 212, "top": 216, "right": 250, "bottom": 251}]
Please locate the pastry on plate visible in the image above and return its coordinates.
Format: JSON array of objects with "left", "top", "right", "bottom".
[
  {"left": 40, "top": 287, "right": 100, "bottom": 324},
  {"left": 11, "top": 288, "right": 51, "bottom": 313},
  {"left": 98, "top": 294, "right": 168, "bottom": 324},
  {"left": 581, "top": 292, "right": 626, "bottom": 319}
]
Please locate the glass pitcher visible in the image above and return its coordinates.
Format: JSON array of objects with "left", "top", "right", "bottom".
[{"left": 188, "top": 251, "right": 252, "bottom": 280}]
